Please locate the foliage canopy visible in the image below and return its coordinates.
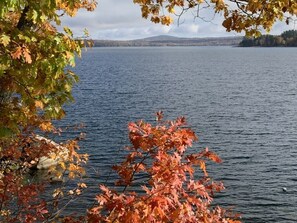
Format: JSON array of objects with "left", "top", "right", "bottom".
[
  {"left": 0, "top": 0, "right": 96, "bottom": 137},
  {"left": 134, "top": 0, "right": 297, "bottom": 36}
]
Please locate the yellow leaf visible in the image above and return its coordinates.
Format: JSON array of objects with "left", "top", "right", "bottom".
[
  {"left": 39, "top": 121, "right": 53, "bottom": 131},
  {"left": 0, "top": 35, "right": 10, "bottom": 46},
  {"left": 59, "top": 161, "right": 66, "bottom": 170},
  {"left": 168, "top": 7, "right": 175, "bottom": 13},
  {"left": 199, "top": 161, "right": 207, "bottom": 176}
]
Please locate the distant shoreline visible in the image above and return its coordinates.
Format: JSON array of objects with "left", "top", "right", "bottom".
[
  {"left": 90, "top": 35, "right": 243, "bottom": 47},
  {"left": 239, "top": 30, "right": 297, "bottom": 47}
]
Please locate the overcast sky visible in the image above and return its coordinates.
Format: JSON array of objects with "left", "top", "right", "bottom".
[{"left": 61, "top": 0, "right": 295, "bottom": 40}]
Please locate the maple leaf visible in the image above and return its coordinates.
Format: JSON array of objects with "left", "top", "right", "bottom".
[
  {"left": 0, "top": 34, "right": 10, "bottom": 46},
  {"left": 23, "top": 47, "right": 32, "bottom": 64},
  {"left": 11, "top": 47, "right": 22, "bottom": 59}
]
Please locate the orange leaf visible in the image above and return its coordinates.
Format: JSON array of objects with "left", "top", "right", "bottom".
[
  {"left": 23, "top": 48, "right": 32, "bottom": 64},
  {"left": 11, "top": 47, "right": 22, "bottom": 59},
  {"left": 35, "top": 100, "right": 44, "bottom": 109},
  {"left": 206, "top": 150, "right": 222, "bottom": 163}
]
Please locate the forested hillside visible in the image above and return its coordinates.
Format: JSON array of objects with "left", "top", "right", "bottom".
[{"left": 240, "top": 30, "right": 297, "bottom": 47}]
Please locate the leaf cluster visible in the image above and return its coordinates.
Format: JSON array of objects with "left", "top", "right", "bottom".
[
  {"left": 0, "top": 0, "right": 96, "bottom": 138},
  {"left": 87, "top": 114, "right": 240, "bottom": 223},
  {"left": 0, "top": 1, "right": 95, "bottom": 222},
  {"left": 133, "top": 0, "right": 297, "bottom": 36}
]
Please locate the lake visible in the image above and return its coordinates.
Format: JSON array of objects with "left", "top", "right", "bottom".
[{"left": 59, "top": 47, "right": 297, "bottom": 222}]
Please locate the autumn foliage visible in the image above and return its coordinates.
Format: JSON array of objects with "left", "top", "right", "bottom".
[
  {"left": 0, "top": 1, "right": 95, "bottom": 220},
  {"left": 0, "top": 114, "right": 241, "bottom": 223},
  {"left": 86, "top": 113, "right": 240, "bottom": 223},
  {"left": 0, "top": 132, "right": 88, "bottom": 222},
  {"left": 2, "top": 0, "right": 296, "bottom": 222},
  {"left": 134, "top": 0, "right": 297, "bottom": 36},
  {"left": 0, "top": 0, "right": 96, "bottom": 137}
]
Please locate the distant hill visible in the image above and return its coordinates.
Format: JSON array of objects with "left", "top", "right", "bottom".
[
  {"left": 139, "top": 35, "right": 182, "bottom": 41},
  {"left": 93, "top": 35, "right": 243, "bottom": 47}
]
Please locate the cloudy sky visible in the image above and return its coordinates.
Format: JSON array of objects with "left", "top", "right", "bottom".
[{"left": 61, "top": 0, "right": 295, "bottom": 40}]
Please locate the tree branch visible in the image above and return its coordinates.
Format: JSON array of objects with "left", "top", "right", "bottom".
[{"left": 17, "top": 6, "right": 30, "bottom": 30}]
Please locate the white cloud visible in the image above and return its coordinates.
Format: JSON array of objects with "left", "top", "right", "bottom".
[
  {"left": 168, "top": 24, "right": 199, "bottom": 36},
  {"left": 90, "top": 24, "right": 169, "bottom": 40}
]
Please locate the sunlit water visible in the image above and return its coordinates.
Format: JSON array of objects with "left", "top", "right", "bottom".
[{"left": 57, "top": 47, "right": 297, "bottom": 222}]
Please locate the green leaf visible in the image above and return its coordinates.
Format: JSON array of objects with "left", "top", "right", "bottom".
[
  {"left": 64, "top": 26, "right": 73, "bottom": 37},
  {"left": 40, "top": 14, "right": 47, "bottom": 22},
  {"left": 54, "top": 36, "right": 61, "bottom": 44},
  {"left": 18, "top": 34, "right": 31, "bottom": 43},
  {"left": 0, "top": 34, "right": 10, "bottom": 46},
  {"left": 0, "top": 127, "right": 14, "bottom": 138},
  {"left": 32, "top": 10, "right": 38, "bottom": 22}
]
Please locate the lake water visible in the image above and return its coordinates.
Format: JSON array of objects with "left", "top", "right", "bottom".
[{"left": 60, "top": 47, "right": 297, "bottom": 222}]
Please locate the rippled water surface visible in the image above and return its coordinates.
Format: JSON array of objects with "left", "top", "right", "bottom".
[{"left": 60, "top": 47, "right": 297, "bottom": 222}]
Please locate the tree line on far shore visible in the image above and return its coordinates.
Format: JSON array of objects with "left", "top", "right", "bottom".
[{"left": 240, "top": 30, "right": 297, "bottom": 47}]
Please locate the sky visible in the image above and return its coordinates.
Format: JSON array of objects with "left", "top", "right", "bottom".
[{"left": 61, "top": 0, "right": 296, "bottom": 40}]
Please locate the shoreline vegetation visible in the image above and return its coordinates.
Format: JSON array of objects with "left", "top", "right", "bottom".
[{"left": 239, "top": 30, "right": 297, "bottom": 47}]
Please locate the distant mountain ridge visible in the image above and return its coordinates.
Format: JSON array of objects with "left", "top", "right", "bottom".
[
  {"left": 139, "top": 35, "right": 184, "bottom": 41},
  {"left": 93, "top": 35, "right": 243, "bottom": 47}
]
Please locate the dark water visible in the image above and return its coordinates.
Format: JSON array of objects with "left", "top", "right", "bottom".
[{"left": 60, "top": 47, "right": 297, "bottom": 222}]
